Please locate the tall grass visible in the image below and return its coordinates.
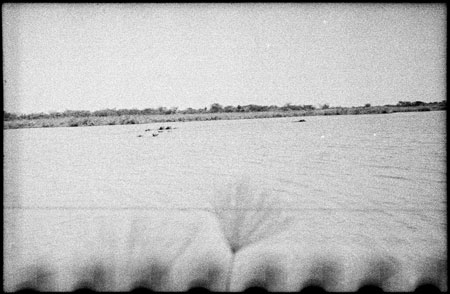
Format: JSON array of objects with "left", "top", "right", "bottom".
[{"left": 211, "top": 179, "right": 295, "bottom": 253}]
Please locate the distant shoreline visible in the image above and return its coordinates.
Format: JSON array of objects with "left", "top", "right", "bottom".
[{"left": 3, "top": 104, "right": 446, "bottom": 130}]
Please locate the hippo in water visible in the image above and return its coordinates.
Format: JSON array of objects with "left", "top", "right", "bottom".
[
  {"left": 296, "top": 119, "right": 306, "bottom": 122},
  {"left": 152, "top": 133, "right": 159, "bottom": 137}
]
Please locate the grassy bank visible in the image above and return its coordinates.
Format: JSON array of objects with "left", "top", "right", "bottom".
[{"left": 3, "top": 105, "right": 444, "bottom": 130}]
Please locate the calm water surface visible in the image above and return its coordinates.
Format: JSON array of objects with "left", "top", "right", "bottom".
[{"left": 4, "top": 110, "right": 446, "bottom": 290}]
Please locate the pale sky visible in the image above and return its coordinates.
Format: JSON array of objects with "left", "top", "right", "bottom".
[{"left": 3, "top": 3, "right": 446, "bottom": 114}]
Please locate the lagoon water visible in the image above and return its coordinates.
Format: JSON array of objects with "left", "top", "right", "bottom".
[{"left": 4, "top": 111, "right": 447, "bottom": 291}]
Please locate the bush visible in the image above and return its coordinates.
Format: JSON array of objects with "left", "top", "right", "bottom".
[
  {"left": 120, "top": 117, "right": 139, "bottom": 124},
  {"left": 210, "top": 103, "right": 223, "bottom": 113},
  {"left": 83, "top": 118, "right": 95, "bottom": 126},
  {"left": 68, "top": 118, "right": 80, "bottom": 127}
]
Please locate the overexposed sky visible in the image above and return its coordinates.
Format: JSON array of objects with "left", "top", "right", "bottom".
[{"left": 3, "top": 3, "right": 446, "bottom": 114}]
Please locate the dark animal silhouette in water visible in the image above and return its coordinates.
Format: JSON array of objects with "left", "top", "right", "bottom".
[
  {"left": 158, "top": 126, "right": 165, "bottom": 130},
  {"left": 145, "top": 129, "right": 151, "bottom": 132},
  {"left": 152, "top": 133, "right": 159, "bottom": 137},
  {"left": 165, "top": 126, "right": 172, "bottom": 130},
  {"left": 297, "top": 119, "right": 306, "bottom": 122}
]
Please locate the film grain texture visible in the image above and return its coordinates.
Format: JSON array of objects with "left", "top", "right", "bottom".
[{"left": 4, "top": 111, "right": 446, "bottom": 291}]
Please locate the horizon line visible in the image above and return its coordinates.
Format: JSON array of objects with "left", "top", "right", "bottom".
[{"left": 4, "top": 100, "right": 446, "bottom": 116}]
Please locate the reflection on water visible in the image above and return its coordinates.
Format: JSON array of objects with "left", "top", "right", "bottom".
[{"left": 4, "top": 111, "right": 446, "bottom": 291}]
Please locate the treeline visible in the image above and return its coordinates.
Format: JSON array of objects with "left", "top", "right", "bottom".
[{"left": 3, "top": 100, "right": 446, "bottom": 121}]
